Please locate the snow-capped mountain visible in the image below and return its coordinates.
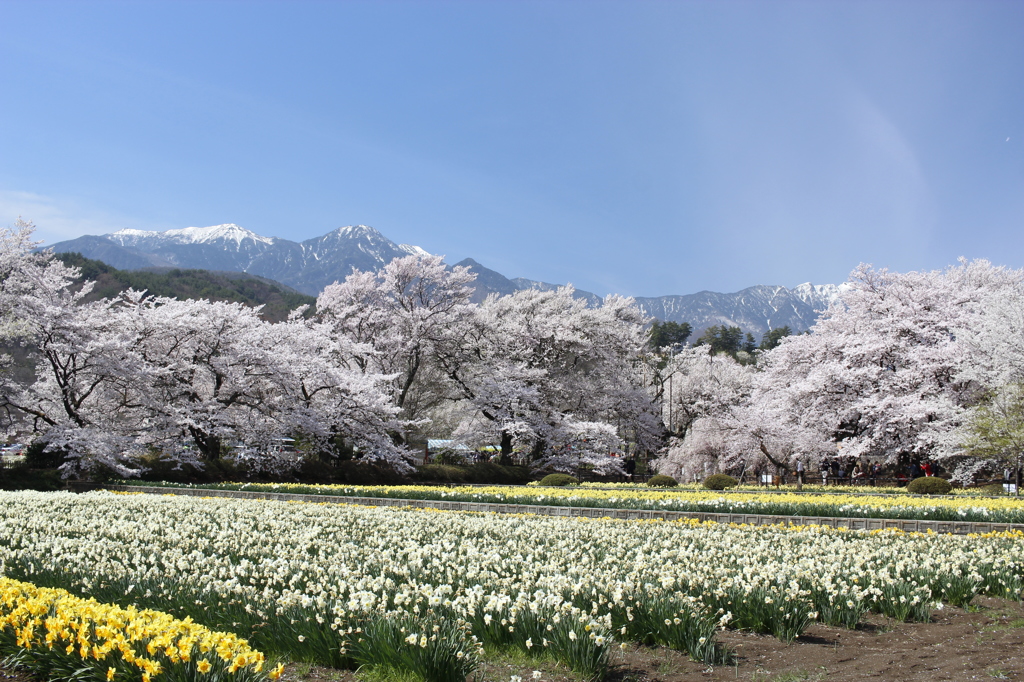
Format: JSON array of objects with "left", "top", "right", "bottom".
[
  {"left": 110, "top": 224, "right": 277, "bottom": 247},
  {"left": 48, "top": 224, "right": 430, "bottom": 295},
  {"left": 48, "top": 223, "right": 840, "bottom": 337},
  {"left": 103, "top": 224, "right": 279, "bottom": 273},
  {"left": 252, "top": 225, "right": 430, "bottom": 295}
]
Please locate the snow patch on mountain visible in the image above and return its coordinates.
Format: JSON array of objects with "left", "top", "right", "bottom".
[
  {"left": 792, "top": 282, "right": 845, "bottom": 308},
  {"left": 108, "top": 228, "right": 157, "bottom": 240},
  {"left": 400, "top": 244, "right": 431, "bottom": 258},
  {"left": 631, "top": 283, "right": 839, "bottom": 337},
  {"left": 110, "top": 224, "right": 275, "bottom": 247}
]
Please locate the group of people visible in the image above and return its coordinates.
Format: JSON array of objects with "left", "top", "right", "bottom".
[
  {"left": 815, "top": 458, "right": 882, "bottom": 484},
  {"left": 907, "top": 459, "right": 941, "bottom": 479},
  {"left": 810, "top": 457, "right": 944, "bottom": 485}
]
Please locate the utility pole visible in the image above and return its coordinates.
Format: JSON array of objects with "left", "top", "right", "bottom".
[{"left": 1017, "top": 453, "right": 1021, "bottom": 497}]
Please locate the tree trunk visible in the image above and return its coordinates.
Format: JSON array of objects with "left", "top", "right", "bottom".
[
  {"left": 758, "top": 441, "right": 789, "bottom": 477},
  {"left": 498, "top": 431, "right": 513, "bottom": 466},
  {"left": 190, "top": 427, "right": 222, "bottom": 461}
]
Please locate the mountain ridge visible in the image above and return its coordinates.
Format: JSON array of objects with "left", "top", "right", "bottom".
[{"left": 46, "top": 224, "right": 841, "bottom": 337}]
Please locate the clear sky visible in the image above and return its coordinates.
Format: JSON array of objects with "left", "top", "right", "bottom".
[{"left": 1, "top": 0, "right": 1022, "bottom": 298}]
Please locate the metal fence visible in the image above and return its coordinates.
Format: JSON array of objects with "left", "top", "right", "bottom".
[{"left": 0, "top": 456, "right": 25, "bottom": 470}]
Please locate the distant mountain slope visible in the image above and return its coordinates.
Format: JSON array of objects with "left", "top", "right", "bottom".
[
  {"left": 46, "top": 235, "right": 170, "bottom": 269},
  {"left": 452, "top": 258, "right": 519, "bottom": 303},
  {"left": 508, "top": 277, "right": 603, "bottom": 307},
  {"left": 452, "top": 259, "right": 604, "bottom": 306},
  {"left": 634, "top": 283, "right": 841, "bottom": 337},
  {"left": 105, "top": 224, "right": 278, "bottom": 273},
  {"left": 55, "top": 253, "right": 316, "bottom": 322},
  {"left": 47, "top": 223, "right": 840, "bottom": 337},
  {"left": 454, "top": 259, "right": 838, "bottom": 337}
]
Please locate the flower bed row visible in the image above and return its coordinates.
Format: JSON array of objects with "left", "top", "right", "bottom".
[
  {"left": 0, "top": 576, "right": 271, "bottom": 682},
  {"left": 121, "top": 481, "right": 1024, "bottom": 524},
  {"left": 0, "top": 491, "right": 1022, "bottom": 681}
]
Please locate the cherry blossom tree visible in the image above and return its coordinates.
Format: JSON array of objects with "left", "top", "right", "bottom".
[
  {"left": 744, "top": 260, "right": 1021, "bottom": 472},
  {"left": 657, "top": 260, "right": 1024, "bottom": 483},
  {"left": 0, "top": 219, "right": 47, "bottom": 346},
  {"left": 0, "top": 223, "right": 151, "bottom": 475},
  {"left": 941, "top": 281, "right": 1024, "bottom": 481},
  {"left": 444, "top": 286, "right": 657, "bottom": 473},
  {"left": 533, "top": 418, "right": 625, "bottom": 476},
  {"left": 955, "top": 283, "right": 1024, "bottom": 391},
  {"left": 316, "top": 254, "right": 477, "bottom": 442},
  {"left": 15, "top": 290, "right": 406, "bottom": 475},
  {"left": 117, "top": 295, "right": 288, "bottom": 463},
  {"left": 656, "top": 383, "right": 831, "bottom": 482},
  {"left": 0, "top": 220, "right": 45, "bottom": 432},
  {"left": 657, "top": 347, "right": 753, "bottom": 439},
  {"left": 267, "top": 313, "right": 408, "bottom": 470}
]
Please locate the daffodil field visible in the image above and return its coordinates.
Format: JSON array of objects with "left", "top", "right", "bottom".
[
  {"left": 134, "top": 481, "right": 1024, "bottom": 525},
  {"left": 0, "top": 576, "right": 272, "bottom": 682},
  {"left": 0, "top": 491, "right": 1022, "bottom": 682}
]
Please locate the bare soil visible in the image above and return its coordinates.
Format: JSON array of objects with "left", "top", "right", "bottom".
[
  {"left": 288, "top": 596, "right": 1024, "bottom": 682},
  {"left": 606, "top": 595, "right": 1024, "bottom": 681}
]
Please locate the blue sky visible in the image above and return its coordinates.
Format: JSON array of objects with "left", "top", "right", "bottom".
[{"left": 1, "top": 1, "right": 1021, "bottom": 297}]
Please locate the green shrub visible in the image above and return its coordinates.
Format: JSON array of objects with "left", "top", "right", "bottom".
[
  {"left": 703, "top": 474, "right": 739, "bottom": 490},
  {"left": 647, "top": 474, "right": 678, "bottom": 488},
  {"left": 415, "top": 463, "right": 532, "bottom": 485},
  {"left": 24, "top": 440, "right": 67, "bottom": 470},
  {"left": 0, "top": 468, "right": 64, "bottom": 492},
  {"left": 907, "top": 476, "right": 952, "bottom": 495},
  {"left": 539, "top": 473, "right": 578, "bottom": 487}
]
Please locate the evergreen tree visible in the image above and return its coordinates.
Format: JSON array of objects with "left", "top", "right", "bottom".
[
  {"left": 758, "top": 326, "right": 792, "bottom": 351},
  {"left": 648, "top": 320, "right": 692, "bottom": 350},
  {"left": 695, "top": 325, "right": 743, "bottom": 355}
]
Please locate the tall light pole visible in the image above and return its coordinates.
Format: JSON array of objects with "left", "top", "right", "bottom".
[
  {"left": 667, "top": 373, "right": 673, "bottom": 434},
  {"left": 665, "top": 342, "right": 683, "bottom": 436}
]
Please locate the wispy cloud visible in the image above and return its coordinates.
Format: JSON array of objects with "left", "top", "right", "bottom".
[{"left": 0, "top": 190, "right": 164, "bottom": 246}]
